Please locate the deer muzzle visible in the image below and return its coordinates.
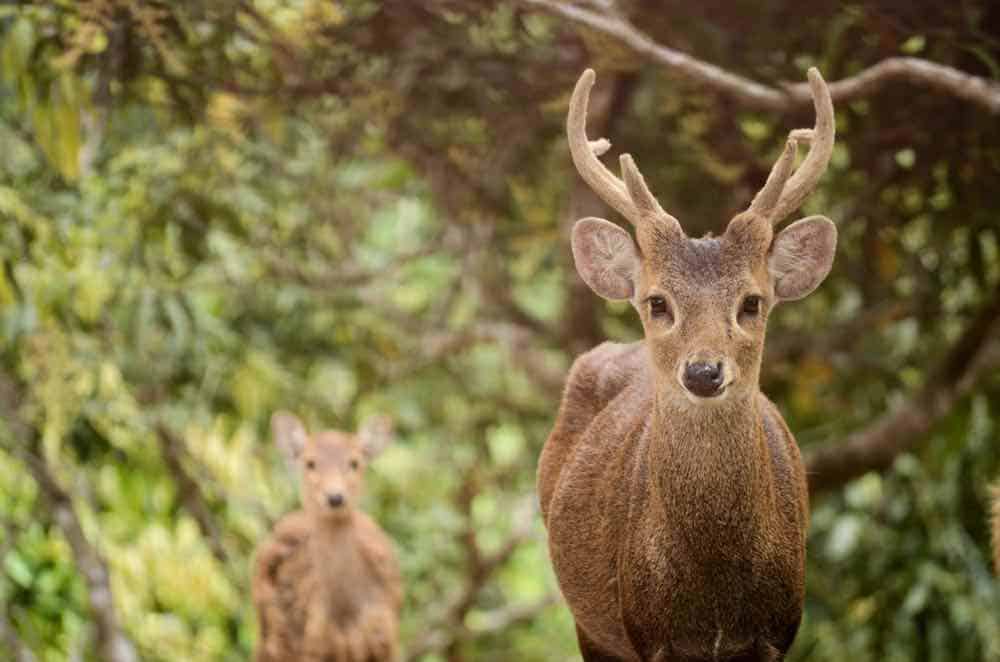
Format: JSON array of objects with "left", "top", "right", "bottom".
[{"left": 682, "top": 360, "right": 726, "bottom": 398}]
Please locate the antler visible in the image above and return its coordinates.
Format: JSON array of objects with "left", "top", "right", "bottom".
[
  {"left": 748, "top": 67, "right": 835, "bottom": 224},
  {"left": 567, "top": 69, "right": 681, "bottom": 233}
]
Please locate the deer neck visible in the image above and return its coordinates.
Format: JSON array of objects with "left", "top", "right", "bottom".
[
  {"left": 649, "top": 388, "right": 775, "bottom": 551},
  {"left": 309, "top": 513, "right": 367, "bottom": 618}
]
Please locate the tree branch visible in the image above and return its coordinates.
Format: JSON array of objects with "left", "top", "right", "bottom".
[
  {"left": 0, "top": 611, "right": 35, "bottom": 662},
  {"left": 805, "top": 282, "right": 1000, "bottom": 495},
  {"left": 0, "top": 371, "right": 138, "bottom": 662},
  {"left": 154, "top": 423, "right": 229, "bottom": 565},
  {"left": 524, "top": 0, "right": 1000, "bottom": 114},
  {"left": 21, "top": 452, "right": 138, "bottom": 662},
  {"left": 763, "top": 301, "right": 913, "bottom": 376},
  {"left": 465, "top": 594, "right": 559, "bottom": 636},
  {"left": 261, "top": 239, "right": 445, "bottom": 292},
  {"left": 381, "top": 316, "right": 565, "bottom": 400},
  {"left": 405, "top": 488, "right": 539, "bottom": 662}
]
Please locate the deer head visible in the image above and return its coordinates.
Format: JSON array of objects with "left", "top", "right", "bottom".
[
  {"left": 569, "top": 68, "right": 837, "bottom": 403},
  {"left": 272, "top": 412, "right": 394, "bottom": 522}
]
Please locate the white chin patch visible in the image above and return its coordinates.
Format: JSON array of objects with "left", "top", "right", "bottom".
[{"left": 680, "top": 384, "right": 730, "bottom": 405}]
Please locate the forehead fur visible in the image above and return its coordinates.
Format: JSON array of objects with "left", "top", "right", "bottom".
[
  {"left": 636, "top": 211, "right": 775, "bottom": 290},
  {"left": 306, "top": 430, "right": 358, "bottom": 456},
  {"left": 641, "top": 234, "right": 761, "bottom": 286}
]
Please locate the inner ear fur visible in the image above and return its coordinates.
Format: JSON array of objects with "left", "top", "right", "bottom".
[
  {"left": 271, "top": 411, "right": 309, "bottom": 464},
  {"left": 571, "top": 217, "right": 641, "bottom": 301},
  {"left": 769, "top": 215, "right": 837, "bottom": 301},
  {"left": 358, "top": 415, "right": 394, "bottom": 460}
]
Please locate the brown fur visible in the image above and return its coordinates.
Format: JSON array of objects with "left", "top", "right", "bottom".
[
  {"left": 541, "top": 69, "right": 838, "bottom": 662},
  {"left": 540, "top": 234, "right": 810, "bottom": 662},
  {"left": 253, "top": 414, "right": 402, "bottom": 662}
]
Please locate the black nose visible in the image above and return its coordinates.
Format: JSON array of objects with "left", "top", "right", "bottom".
[
  {"left": 683, "top": 361, "right": 725, "bottom": 397},
  {"left": 326, "top": 493, "right": 344, "bottom": 508}
]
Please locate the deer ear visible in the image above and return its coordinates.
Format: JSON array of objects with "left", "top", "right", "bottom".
[
  {"left": 358, "top": 416, "right": 394, "bottom": 461},
  {"left": 571, "top": 217, "right": 640, "bottom": 301},
  {"left": 271, "top": 411, "right": 309, "bottom": 464},
  {"left": 769, "top": 215, "right": 837, "bottom": 301}
]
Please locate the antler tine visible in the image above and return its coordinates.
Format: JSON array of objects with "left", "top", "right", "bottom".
[
  {"left": 620, "top": 154, "right": 662, "bottom": 216},
  {"left": 567, "top": 69, "right": 638, "bottom": 224},
  {"left": 767, "top": 67, "right": 836, "bottom": 225},
  {"left": 748, "top": 136, "right": 798, "bottom": 218},
  {"left": 620, "top": 154, "right": 683, "bottom": 233}
]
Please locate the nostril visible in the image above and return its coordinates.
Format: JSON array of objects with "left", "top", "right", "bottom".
[
  {"left": 327, "top": 493, "right": 344, "bottom": 508},
  {"left": 683, "top": 361, "right": 726, "bottom": 397}
]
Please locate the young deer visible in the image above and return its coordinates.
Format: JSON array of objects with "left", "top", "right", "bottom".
[
  {"left": 538, "top": 68, "right": 838, "bottom": 662},
  {"left": 252, "top": 412, "right": 402, "bottom": 662}
]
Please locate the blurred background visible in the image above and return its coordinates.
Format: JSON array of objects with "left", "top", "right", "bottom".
[{"left": 1, "top": 1, "right": 999, "bottom": 661}]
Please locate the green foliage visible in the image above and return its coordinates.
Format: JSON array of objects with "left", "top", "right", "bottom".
[
  {"left": 798, "top": 397, "right": 1000, "bottom": 661},
  {"left": 0, "top": 2, "right": 998, "bottom": 661}
]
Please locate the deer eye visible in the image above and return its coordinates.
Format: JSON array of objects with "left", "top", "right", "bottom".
[
  {"left": 740, "top": 295, "right": 762, "bottom": 316},
  {"left": 647, "top": 296, "right": 672, "bottom": 320},
  {"left": 349, "top": 459, "right": 359, "bottom": 471}
]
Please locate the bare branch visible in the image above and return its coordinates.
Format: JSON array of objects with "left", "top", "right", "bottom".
[
  {"left": 466, "top": 594, "right": 559, "bottom": 636},
  {"left": 0, "top": 371, "right": 137, "bottom": 662},
  {"left": 154, "top": 423, "right": 229, "bottom": 565},
  {"left": 21, "top": 452, "right": 138, "bottom": 662},
  {"left": 0, "top": 611, "right": 35, "bottom": 662},
  {"left": 405, "top": 593, "right": 555, "bottom": 662},
  {"left": 805, "top": 283, "right": 1000, "bottom": 495},
  {"left": 525, "top": 0, "right": 1000, "bottom": 114},
  {"left": 261, "top": 240, "right": 445, "bottom": 292},
  {"left": 405, "top": 492, "right": 539, "bottom": 661},
  {"left": 416, "top": 322, "right": 566, "bottom": 397},
  {"left": 763, "top": 302, "right": 913, "bottom": 374}
]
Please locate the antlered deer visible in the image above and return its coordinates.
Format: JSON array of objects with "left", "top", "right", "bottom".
[
  {"left": 538, "top": 68, "right": 838, "bottom": 662},
  {"left": 253, "top": 412, "right": 402, "bottom": 662}
]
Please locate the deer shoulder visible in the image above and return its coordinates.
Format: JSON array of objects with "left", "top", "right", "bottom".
[
  {"left": 538, "top": 340, "right": 646, "bottom": 521},
  {"left": 353, "top": 511, "right": 404, "bottom": 611},
  {"left": 252, "top": 511, "right": 313, "bottom": 662}
]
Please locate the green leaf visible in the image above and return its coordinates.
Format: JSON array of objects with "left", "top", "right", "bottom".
[
  {"left": 900, "top": 35, "right": 925, "bottom": 54},
  {"left": 4, "top": 551, "right": 34, "bottom": 587}
]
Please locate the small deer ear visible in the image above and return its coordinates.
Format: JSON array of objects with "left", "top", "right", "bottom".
[
  {"left": 769, "top": 216, "right": 837, "bottom": 301},
  {"left": 571, "top": 217, "right": 640, "bottom": 301},
  {"left": 271, "top": 411, "right": 309, "bottom": 464},
  {"left": 358, "top": 416, "right": 394, "bottom": 461}
]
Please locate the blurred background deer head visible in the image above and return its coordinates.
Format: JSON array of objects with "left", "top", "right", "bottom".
[{"left": 273, "top": 412, "right": 394, "bottom": 521}]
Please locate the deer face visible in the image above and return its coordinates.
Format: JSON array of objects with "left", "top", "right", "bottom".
[
  {"left": 574, "top": 212, "right": 835, "bottom": 402},
  {"left": 271, "top": 412, "right": 393, "bottom": 522},
  {"left": 566, "top": 68, "right": 837, "bottom": 403}
]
